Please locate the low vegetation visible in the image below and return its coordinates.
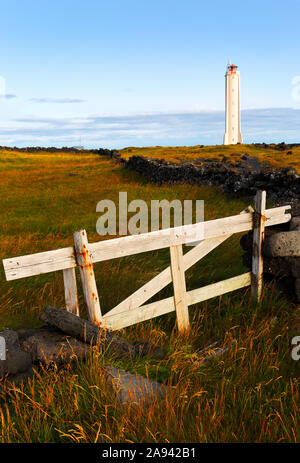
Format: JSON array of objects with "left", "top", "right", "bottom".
[
  {"left": 120, "top": 143, "right": 300, "bottom": 173},
  {"left": 0, "top": 148, "right": 299, "bottom": 442}
]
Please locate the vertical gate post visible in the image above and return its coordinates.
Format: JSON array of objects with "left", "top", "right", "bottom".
[
  {"left": 251, "top": 190, "right": 266, "bottom": 303},
  {"left": 170, "top": 244, "right": 190, "bottom": 333},
  {"left": 63, "top": 267, "right": 79, "bottom": 316},
  {"left": 73, "top": 229, "right": 102, "bottom": 324}
]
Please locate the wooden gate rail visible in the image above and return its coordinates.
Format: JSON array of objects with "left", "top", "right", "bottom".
[{"left": 2, "top": 191, "right": 291, "bottom": 333}]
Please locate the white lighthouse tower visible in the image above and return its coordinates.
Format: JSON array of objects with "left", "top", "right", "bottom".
[{"left": 223, "top": 63, "right": 243, "bottom": 145}]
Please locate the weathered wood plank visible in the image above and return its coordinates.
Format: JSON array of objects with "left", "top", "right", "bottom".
[
  {"left": 40, "top": 305, "right": 135, "bottom": 358},
  {"left": 187, "top": 272, "right": 251, "bottom": 305},
  {"left": 102, "top": 272, "right": 251, "bottom": 331},
  {"left": 170, "top": 244, "right": 189, "bottom": 332},
  {"left": 63, "top": 267, "right": 79, "bottom": 316},
  {"left": 104, "top": 206, "right": 252, "bottom": 319},
  {"left": 3, "top": 246, "right": 76, "bottom": 281},
  {"left": 251, "top": 190, "right": 266, "bottom": 302},
  {"left": 3, "top": 205, "right": 291, "bottom": 281},
  {"left": 89, "top": 206, "right": 291, "bottom": 263},
  {"left": 73, "top": 230, "right": 102, "bottom": 324}
]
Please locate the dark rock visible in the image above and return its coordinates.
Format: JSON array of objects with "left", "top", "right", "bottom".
[
  {"left": 0, "top": 329, "right": 20, "bottom": 347},
  {"left": 132, "top": 341, "right": 165, "bottom": 360},
  {"left": 16, "top": 326, "right": 59, "bottom": 343},
  {"left": 123, "top": 154, "right": 300, "bottom": 205},
  {"left": 20, "top": 328, "right": 91, "bottom": 365},
  {"left": 290, "top": 217, "right": 300, "bottom": 231},
  {"left": 241, "top": 223, "right": 300, "bottom": 306},
  {"left": 0, "top": 329, "right": 32, "bottom": 379},
  {"left": 277, "top": 142, "right": 288, "bottom": 151},
  {"left": 0, "top": 346, "right": 32, "bottom": 377},
  {"left": 102, "top": 366, "right": 169, "bottom": 408},
  {"left": 263, "top": 231, "right": 300, "bottom": 257},
  {"left": 263, "top": 256, "right": 292, "bottom": 278},
  {"left": 16, "top": 328, "right": 41, "bottom": 343}
]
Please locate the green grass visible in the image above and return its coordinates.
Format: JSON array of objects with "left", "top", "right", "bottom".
[{"left": 0, "top": 148, "right": 299, "bottom": 443}]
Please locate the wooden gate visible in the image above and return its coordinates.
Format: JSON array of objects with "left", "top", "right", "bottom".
[{"left": 3, "top": 191, "right": 291, "bottom": 333}]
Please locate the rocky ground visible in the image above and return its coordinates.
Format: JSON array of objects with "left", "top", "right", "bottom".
[
  {"left": 0, "top": 306, "right": 167, "bottom": 406},
  {"left": 97, "top": 143, "right": 300, "bottom": 215},
  {"left": 0, "top": 305, "right": 227, "bottom": 404},
  {"left": 119, "top": 154, "right": 300, "bottom": 215}
]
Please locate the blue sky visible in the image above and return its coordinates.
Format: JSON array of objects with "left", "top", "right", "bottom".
[{"left": 0, "top": 0, "right": 300, "bottom": 148}]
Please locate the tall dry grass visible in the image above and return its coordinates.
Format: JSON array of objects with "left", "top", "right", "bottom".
[{"left": 0, "top": 149, "right": 298, "bottom": 442}]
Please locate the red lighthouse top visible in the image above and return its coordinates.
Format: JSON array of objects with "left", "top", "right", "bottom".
[{"left": 227, "top": 64, "right": 238, "bottom": 74}]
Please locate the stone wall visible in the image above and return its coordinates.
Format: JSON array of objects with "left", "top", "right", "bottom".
[
  {"left": 241, "top": 217, "right": 300, "bottom": 302},
  {"left": 121, "top": 155, "right": 300, "bottom": 211},
  {"left": 0, "top": 145, "right": 121, "bottom": 156}
]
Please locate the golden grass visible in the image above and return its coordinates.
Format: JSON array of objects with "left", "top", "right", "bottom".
[
  {"left": 0, "top": 149, "right": 299, "bottom": 442},
  {"left": 120, "top": 144, "right": 300, "bottom": 173}
]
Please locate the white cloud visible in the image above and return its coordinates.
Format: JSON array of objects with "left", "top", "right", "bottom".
[
  {"left": 0, "top": 108, "right": 299, "bottom": 148},
  {"left": 0, "top": 94, "right": 17, "bottom": 99},
  {"left": 30, "top": 98, "right": 85, "bottom": 104}
]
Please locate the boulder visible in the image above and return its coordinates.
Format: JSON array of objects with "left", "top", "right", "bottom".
[
  {"left": 16, "top": 328, "right": 42, "bottom": 343},
  {"left": 0, "top": 329, "right": 20, "bottom": 348},
  {"left": 290, "top": 217, "right": 300, "bottom": 231},
  {"left": 240, "top": 223, "right": 300, "bottom": 302},
  {"left": 263, "top": 231, "right": 300, "bottom": 257},
  {"left": 20, "top": 328, "right": 90, "bottom": 365},
  {"left": 102, "top": 366, "right": 169, "bottom": 408},
  {"left": 0, "top": 346, "right": 32, "bottom": 377},
  {"left": 263, "top": 256, "right": 292, "bottom": 278},
  {"left": 0, "top": 329, "right": 32, "bottom": 379}
]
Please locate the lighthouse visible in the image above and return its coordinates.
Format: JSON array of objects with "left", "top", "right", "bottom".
[{"left": 223, "top": 63, "right": 243, "bottom": 145}]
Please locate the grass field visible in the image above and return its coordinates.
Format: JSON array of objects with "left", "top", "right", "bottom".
[
  {"left": 120, "top": 143, "right": 300, "bottom": 173},
  {"left": 0, "top": 148, "right": 299, "bottom": 443}
]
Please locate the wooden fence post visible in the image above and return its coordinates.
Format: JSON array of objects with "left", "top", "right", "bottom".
[
  {"left": 73, "top": 229, "right": 102, "bottom": 324},
  {"left": 170, "top": 244, "right": 190, "bottom": 333},
  {"left": 63, "top": 267, "right": 79, "bottom": 316},
  {"left": 251, "top": 190, "right": 266, "bottom": 303}
]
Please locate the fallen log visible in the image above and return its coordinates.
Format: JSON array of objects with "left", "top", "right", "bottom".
[{"left": 40, "top": 306, "right": 135, "bottom": 359}]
